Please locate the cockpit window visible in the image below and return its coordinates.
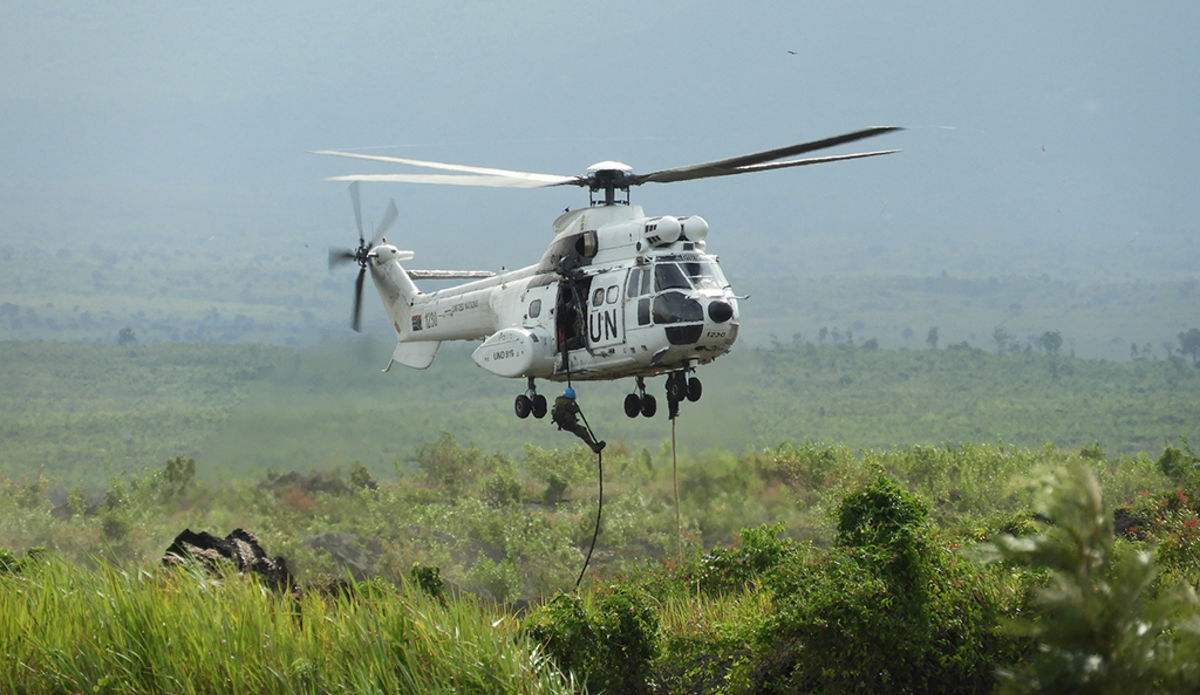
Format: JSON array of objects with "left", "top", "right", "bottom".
[
  {"left": 654, "top": 263, "right": 691, "bottom": 291},
  {"left": 683, "top": 261, "right": 726, "bottom": 291},
  {"left": 626, "top": 268, "right": 642, "bottom": 297},
  {"left": 653, "top": 291, "right": 704, "bottom": 324}
]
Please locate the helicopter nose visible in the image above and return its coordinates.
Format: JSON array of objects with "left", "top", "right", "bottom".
[{"left": 708, "top": 300, "right": 733, "bottom": 323}]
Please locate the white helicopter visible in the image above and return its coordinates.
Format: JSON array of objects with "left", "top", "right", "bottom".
[{"left": 319, "top": 126, "right": 900, "bottom": 419}]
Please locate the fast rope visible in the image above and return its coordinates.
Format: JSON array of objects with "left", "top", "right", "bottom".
[
  {"left": 671, "top": 415, "right": 682, "bottom": 561},
  {"left": 573, "top": 402, "right": 602, "bottom": 589}
]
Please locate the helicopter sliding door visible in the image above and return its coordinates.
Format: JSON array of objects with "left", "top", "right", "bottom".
[
  {"left": 555, "top": 276, "right": 591, "bottom": 353},
  {"left": 585, "top": 273, "right": 625, "bottom": 349}
]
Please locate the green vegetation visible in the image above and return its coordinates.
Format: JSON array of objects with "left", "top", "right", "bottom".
[
  {"left": 3, "top": 333, "right": 1199, "bottom": 691},
  {"left": 5, "top": 444, "right": 1200, "bottom": 693},
  {"left": 2, "top": 338, "right": 1197, "bottom": 487},
  {"left": 1, "top": 558, "right": 572, "bottom": 694}
]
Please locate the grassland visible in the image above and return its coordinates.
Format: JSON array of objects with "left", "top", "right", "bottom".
[
  {"left": 2, "top": 338, "right": 1195, "bottom": 489},
  {"left": 3, "top": 338, "right": 1200, "bottom": 692}
]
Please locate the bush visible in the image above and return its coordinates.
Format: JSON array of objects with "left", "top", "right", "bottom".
[
  {"left": 740, "top": 475, "right": 1006, "bottom": 694},
  {"left": 1157, "top": 439, "right": 1199, "bottom": 483},
  {"left": 695, "top": 523, "right": 797, "bottom": 594},
  {"left": 529, "top": 586, "right": 659, "bottom": 694},
  {"left": 987, "top": 461, "right": 1200, "bottom": 693}
]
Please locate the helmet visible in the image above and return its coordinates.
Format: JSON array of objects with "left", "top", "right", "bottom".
[{"left": 564, "top": 387, "right": 576, "bottom": 399}]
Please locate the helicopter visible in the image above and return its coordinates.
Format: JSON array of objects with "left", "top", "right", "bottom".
[{"left": 319, "top": 126, "right": 900, "bottom": 419}]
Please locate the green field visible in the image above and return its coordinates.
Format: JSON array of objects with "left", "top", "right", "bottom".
[
  {"left": 2, "top": 338, "right": 1196, "bottom": 488},
  {"left": 3, "top": 338, "right": 1200, "bottom": 693}
]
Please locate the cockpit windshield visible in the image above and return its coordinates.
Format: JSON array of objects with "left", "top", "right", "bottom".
[
  {"left": 653, "top": 260, "right": 727, "bottom": 292},
  {"left": 682, "top": 260, "right": 726, "bottom": 291},
  {"left": 653, "top": 263, "right": 691, "bottom": 291}
]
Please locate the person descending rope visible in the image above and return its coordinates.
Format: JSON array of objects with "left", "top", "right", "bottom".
[{"left": 551, "top": 387, "right": 605, "bottom": 454}]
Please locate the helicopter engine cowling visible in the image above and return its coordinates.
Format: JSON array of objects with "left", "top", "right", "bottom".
[
  {"left": 642, "top": 216, "right": 681, "bottom": 247},
  {"left": 471, "top": 326, "right": 556, "bottom": 378},
  {"left": 679, "top": 215, "right": 709, "bottom": 243}
]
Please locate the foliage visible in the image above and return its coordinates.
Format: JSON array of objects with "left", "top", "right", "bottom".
[
  {"left": 1157, "top": 437, "right": 1199, "bottom": 485},
  {"left": 985, "top": 461, "right": 1200, "bottom": 693},
  {"left": 695, "top": 523, "right": 798, "bottom": 594},
  {"left": 4, "top": 338, "right": 1199, "bottom": 490},
  {"left": 528, "top": 586, "right": 659, "bottom": 695},
  {"left": 739, "top": 476, "right": 1010, "bottom": 695},
  {"left": 0, "top": 558, "right": 573, "bottom": 694},
  {"left": 410, "top": 562, "right": 446, "bottom": 604}
]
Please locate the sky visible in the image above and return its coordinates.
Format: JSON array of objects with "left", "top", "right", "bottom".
[{"left": 2, "top": 1, "right": 1198, "bottom": 283}]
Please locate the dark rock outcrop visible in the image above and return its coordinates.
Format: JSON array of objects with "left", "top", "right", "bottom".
[{"left": 162, "top": 528, "right": 294, "bottom": 592}]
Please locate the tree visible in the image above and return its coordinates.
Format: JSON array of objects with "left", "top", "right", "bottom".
[
  {"left": 1179, "top": 327, "right": 1200, "bottom": 365},
  {"left": 994, "top": 326, "right": 1012, "bottom": 355},
  {"left": 117, "top": 326, "right": 137, "bottom": 345},
  {"left": 926, "top": 326, "right": 939, "bottom": 350},
  {"left": 1038, "top": 330, "right": 1063, "bottom": 356}
]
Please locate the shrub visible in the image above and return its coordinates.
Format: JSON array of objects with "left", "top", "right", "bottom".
[
  {"left": 695, "top": 523, "right": 796, "bottom": 594},
  {"left": 410, "top": 562, "right": 446, "bottom": 605},
  {"left": 529, "top": 586, "right": 659, "bottom": 694},
  {"left": 740, "top": 475, "right": 1006, "bottom": 694},
  {"left": 986, "top": 461, "right": 1200, "bottom": 693},
  {"left": 1157, "top": 439, "right": 1199, "bottom": 483}
]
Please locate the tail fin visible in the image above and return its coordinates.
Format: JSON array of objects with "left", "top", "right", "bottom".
[
  {"left": 369, "top": 245, "right": 441, "bottom": 370},
  {"left": 389, "top": 340, "right": 440, "bottom": 370}
]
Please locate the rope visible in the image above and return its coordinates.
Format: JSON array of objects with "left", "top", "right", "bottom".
[
  {"left": 672, "top": 417, "right": 682, "bottom": 560},
  {"left": 575, "top": 447, "right": 602, "bottom": 589},
  {"left": 573, "top": 403, "right": 603, "bottom": 588}
]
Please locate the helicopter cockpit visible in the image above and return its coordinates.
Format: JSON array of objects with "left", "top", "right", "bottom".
[{"left": 624, "top": 256, "right": 736, "bottom": 345}]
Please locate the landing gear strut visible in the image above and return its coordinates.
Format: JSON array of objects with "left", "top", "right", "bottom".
[
  {"left": 624, "top": 377, "right": 657, "bottom": 418},
  {"left": 666, "top": 370, "right": 702, "bottom": 404},
  {"left": 515, "top": 376, "right": 548, "bottom": 419}
]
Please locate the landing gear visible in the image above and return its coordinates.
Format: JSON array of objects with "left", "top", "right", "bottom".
[
  {"left": 666, "top": 370, "right": 702, "bottom": 404},
  {"left": 662, "top": 369, "right": 702, "bottom": 420},
  {"left": 515, "top": 377, "right": 548, "bottom": 420},
  {"left": 624, "top": 377, "right": 657, "bottom": 418}
]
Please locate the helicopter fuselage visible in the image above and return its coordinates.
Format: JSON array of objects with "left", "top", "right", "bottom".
[{"left": 366, "top": 203, "right": 739, "bottom": 386}]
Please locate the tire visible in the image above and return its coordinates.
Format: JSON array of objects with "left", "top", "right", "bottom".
[
  {"left": 514, "top": 394, "right": 532, "bottom": 419},
  {"left": 641, "top": 394, "right": 657, "bottom": 418},
  {"left": 666, "top": 373, "right": 687, "bottom": 402},
  {"left": 687, "top": 377, "right": 702, "bottom": 402},
  {"left": 532, "top": 394, "right": 548, "bottom": 419},
  {"left": 624, "top": 393, "right": 641, "bottom": 418}
]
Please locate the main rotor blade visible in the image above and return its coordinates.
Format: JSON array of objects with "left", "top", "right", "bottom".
[
  {"left": 634, "top": 126, "right": 902, "bottom": 185},
  {"left": 329, "top": 248, "right": 356, "bottom": 270},
  {"left": 374, "top": 199, "right": 399, "bottom": 243},
  {"left": 352, "top": 267, "right": 365, "bottom": 332},
  {"left": 314, "top": 150, "right": 578, "bottom": 186},
  {"left": 644, "top": 149, "right": 901, "bottom": 183},
  {"left": 327, "top": 173, "right": 580, "bottom": 188},
  {"left": 348, "top": 181, "right": 364, "bottom": 242}
]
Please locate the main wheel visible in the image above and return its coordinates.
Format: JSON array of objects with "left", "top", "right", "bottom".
[
  {"left": 687, "top": 377, "right": 702, "bottom": 402},
  {"left": 640, "top": 393, "right": 657, "bottom": 418},
  {"left": 532, "top": 394, "right": 548, "bottom": 419},
  {"left": 624, "top": 393, "right": 641, "bottom": 418},
  {"left": 514, "top": 394, "right": 532, "bottom": 419},
  {"left": 666, "top": 373, "right": 687, "bottom": 402}
]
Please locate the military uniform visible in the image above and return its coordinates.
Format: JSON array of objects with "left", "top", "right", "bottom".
[{"left": 552, "top": 394, "right": 605, "bottom": 453}]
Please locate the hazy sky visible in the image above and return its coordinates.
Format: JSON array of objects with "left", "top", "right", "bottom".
[{"left": 3, "top": 1, "right": 1198, "bottom": 281}]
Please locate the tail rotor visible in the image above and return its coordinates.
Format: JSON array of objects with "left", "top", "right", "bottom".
[{"left": 328, "top": 181, "right": 399, "bottom": 331}]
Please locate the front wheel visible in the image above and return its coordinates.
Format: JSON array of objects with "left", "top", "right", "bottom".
[
  {"left": 640, "top": 394, "right": 657, "bottom": 418},
  {"left": 532, "top": 394, "right": 548, "bottom": 419},
  {"left": 687, "top": 377, "right": 702, "bottom": 402},
  {"left": 514, "top": 394, "right": 532, "bottom": 419},
  {"left": 624, "top": 393, "right": 642, "bottom": 418}
]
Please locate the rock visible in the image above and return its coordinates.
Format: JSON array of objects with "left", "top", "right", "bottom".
[{"left": 163, "top": 528, "right": 294, "bottom": 592}]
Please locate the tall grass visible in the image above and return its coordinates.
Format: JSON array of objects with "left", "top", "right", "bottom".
[{"left": 0, "top": 559, "right": 571, "bottom": 694}]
